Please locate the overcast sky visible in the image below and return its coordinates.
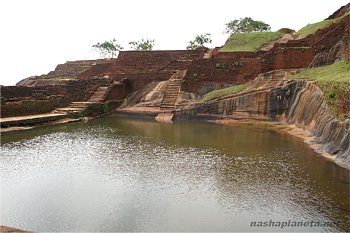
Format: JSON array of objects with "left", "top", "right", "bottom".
[{"left": 0, "top": 0, "right": 348, "bottom": 86}]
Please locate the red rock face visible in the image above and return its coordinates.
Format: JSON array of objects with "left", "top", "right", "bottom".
[
  {"left": 77, "top": 50, "right": 207, "bottom": 93},
  {"left": 7, "top": 5, "right": 348, "bottom": 117},
  {"left": 182, "top": 58, "right": 262, "bottom": 94},
  {"left": 326, "top": 3, "right": 350, "bottom": 20},
  {"left": 1, "top": 79, "right": 111, "bottom": 117},
  {"left": 181, "top": 15, "right": 349, "bottom": 94}
]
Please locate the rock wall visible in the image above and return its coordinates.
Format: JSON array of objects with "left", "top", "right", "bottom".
[
  {"left": 176, "top": 77, "right": 349, "bottom": 169},
  {"left": 326, "top": 3, "right": 350, "bottom": 20},
  {"left": 310, "top": 16, "right": 350, "bottom": 66},
  {"left": 46, "top": 60, "right": 99, "bottom": 78},
  {"left": 117, "top": 50, "right": 206, "bottom": 64},
  {"left": 182, "top": 14, "right": 349, "bottom": 96},
  {"left": 182, "top": 58, "right": 262, "bottom": 94},
  {"left": 16, "top": 60, "right": 108, "bottom": 86},
  {"left": 261, "top": 47, "right": 315, "bottom": 72},
  {"left": 1, "top": 78, "right": 111, "bottom": 117},
  {"left": 78, "top": 50, "right": 205, "bottom": 79},
  {"left": 77, "top": 50, "right": 205, "bottom": 94},
  {"left": 181, "top": 46, "right": 314, "bottom": 94},
  {"left": 286, "top": 81, "right": 350, "bottom": 168}
]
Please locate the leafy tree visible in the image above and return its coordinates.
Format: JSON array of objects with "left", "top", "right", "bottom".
[
  {"left": 225, "top": 17, "right": 271, "bottom": 34},
  {"left": 186, "top": 33, "right": 212, "bottom": 50},
  {"left": 128, "top": 39, "right": 155, "bottom": 51},
  {"left": 92, "top": 38, "right": 123, "bottom": 58}
]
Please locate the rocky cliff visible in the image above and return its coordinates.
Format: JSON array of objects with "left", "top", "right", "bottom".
[{"left": 286, "top": 81, "right": 350, "bottom": 168}]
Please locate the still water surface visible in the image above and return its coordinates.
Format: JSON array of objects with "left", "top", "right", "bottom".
[{"left": 1, "top": 117, "right": 349, "bottom": 232}]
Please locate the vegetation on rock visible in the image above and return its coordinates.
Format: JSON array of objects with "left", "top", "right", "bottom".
[
  {"left": 129, "top": 39, "right": 155, "bottom": 51},
  {"left": 224, "top": 17, "right": 271, "bottom": 34},
  {"left": 291, "top": 61, "right": 350, "bottom": 82},
  {"left": 291, "top": 61, "right": 350, "bottom": 119},
  {"left": 297, "top": 9, "right": 349, "bottom": 38},
  {"left": 92, "top": 38, "right": 123, "bottom": 58},
  {"left": 297, "top": 20, "right": 336, "bottom": 38},
  {"left": 220, "top": 31, "right": 282, "bottom": 52},
  {"left": 202, "top": 84, "right": 246, "bottom": 102},
  {"left": 186, "top": 33, "right": 212, "bottom": 50}
]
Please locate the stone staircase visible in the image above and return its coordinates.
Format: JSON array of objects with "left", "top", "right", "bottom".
[
  {"left": 159, "top": 70, "right": 186, "bottom": 111},
  {"left": 53, "top": 86, "right": 110, "bottom": 115}
]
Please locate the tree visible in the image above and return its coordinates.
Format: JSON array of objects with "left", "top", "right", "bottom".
[
  {"left": 92, "top": 38, "right": 123, "bottom": 58},
  {"left": 128, "top": 39, "right": 155, "bottom": 51},
  {"left": 225, "top": 17, "right": 271, "bottom": 34},
  {"left": 186, "top": 33, "right": 212, "bottom": 50}
]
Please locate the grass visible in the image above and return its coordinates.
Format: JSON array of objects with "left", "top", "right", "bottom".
[
  {"left": 297, "top": 20, "right": 336, "bottom": 38},
  {"left": 291, "top": 61, "right": 350, "bottom": 82},
  {"left": 202, "top": 84, "right": 246, "bottom": 102},
  {"left": 291, "top": 61, "right": 350, "bottom": 119},
  {"left": 220, "top": 31, "right": 283, "bottom": 52},
  {"left": 297, "top": 9, "right": 349, "bottom": 38}
]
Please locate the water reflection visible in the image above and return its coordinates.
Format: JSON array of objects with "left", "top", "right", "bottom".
[{"left": 1, "top": 116, "right": 349, "bottom": 232}]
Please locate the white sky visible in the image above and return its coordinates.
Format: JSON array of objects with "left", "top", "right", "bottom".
[{"left": 0, "top": 0, "right": 348, "bottom": 86}]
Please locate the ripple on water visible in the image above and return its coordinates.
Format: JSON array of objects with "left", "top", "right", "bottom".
[{"left": 0, "top": 120, "right": 349, "bottom": 232}]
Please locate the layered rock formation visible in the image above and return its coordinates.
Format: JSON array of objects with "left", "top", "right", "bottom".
[{"left": 286, "top": 81, "right": 349, "bottom": 168}]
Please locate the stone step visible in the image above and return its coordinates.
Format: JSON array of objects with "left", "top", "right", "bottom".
[
  {"left": 165, "top": 89, "right": 180, "bottom": 92},
  {"left": 158, "top": 71, "right": 185, "bottom": 111},
  {"left": 71, "top": 101, "right": 99, "bottom": 104},
  {"left": 69, "top": 104, "right": 89, "bottom": 108},
  {"left": 162, "top": 102, "right": 176, "bottom": 106},
  {"left": 87, "top": 86, "right": 110, "bottom": 103},
  {"left": 160, "top": 104, "right": 174, "bottom": 108},
  {"left": 54, "top": 107, "right": 85, "bottom": 112},
  {"left": 162, "top": 99, "right": 177, "bottom": 103},
  {"left": 162, "top": 99, "right": 177, "bottom": 102},
  {"left": 161, "top": 102, "right": 176, "bottom": 106},
  {"left": 161, "top": 101, "right": 175, "bottom": 105},
  {"left": 160, "top": 106, "right": 174, "bottom": 110}
]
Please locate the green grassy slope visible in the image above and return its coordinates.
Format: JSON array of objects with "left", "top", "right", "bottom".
[
  {"left": 220, "top": 32, "right": 283, "bottom": 52},
  {"left": 291, "top": 61, "right": 350, "bottom": 119},
  {"left": 297, "top": 9, "right": 349, "bottom": 38},
  {"left": 201, "top": 84, "right": 246, "bottom": 102},
  {"left": 297, "top": 20, "right": 336, "bottom": 38},
  {"left": 291, "top": 61, "right": 350, "bottom": 82}
]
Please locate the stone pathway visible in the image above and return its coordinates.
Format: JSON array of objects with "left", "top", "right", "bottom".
[
  {"left": 0, "top": 113, "right": 66, "bottom": 127},
  {"left": 53, "top": 86, "right": 111, "bottom": 114}
]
